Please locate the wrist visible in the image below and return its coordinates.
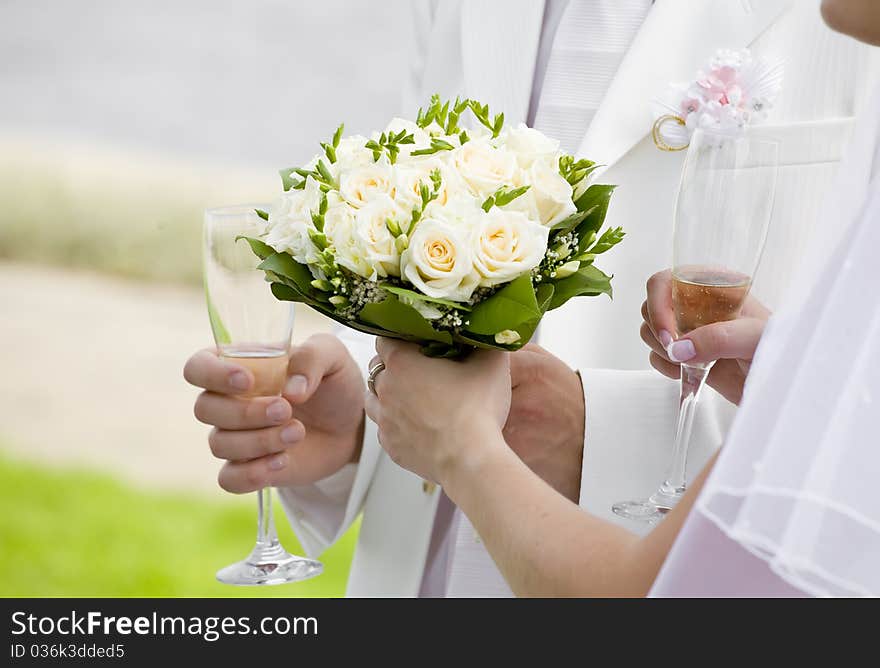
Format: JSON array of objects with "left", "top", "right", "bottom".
[{"left": 439, "top": 422, "right": 513, "bottom": 500}]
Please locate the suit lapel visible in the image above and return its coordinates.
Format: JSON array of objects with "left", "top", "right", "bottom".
[
  {"left": 577, "top": 0, "right": 793, "bottom": 168},
  {"left": 460, "top": 0, "right": 546, "bottom": 124}
]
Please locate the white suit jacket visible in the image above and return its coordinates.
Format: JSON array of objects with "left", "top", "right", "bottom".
[{"left": 279, "top": 0, "right": 880, "bottom": 597}]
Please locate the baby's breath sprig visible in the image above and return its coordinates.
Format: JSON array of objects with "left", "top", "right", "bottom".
[
  {"left": 481, "top": 184, "right": 530, "bottom": 212},
  {"left": 534, "top": 230, "right": 579, "bottom": 282},
  {"left": 467, "top": 100, "right": 505, "bottom": 138},
  {"left": 365, "top": 129, "right": 415, "bottom": 165},
  {"left": 558, "top": 154, "right": 600, "bottom": 188}
]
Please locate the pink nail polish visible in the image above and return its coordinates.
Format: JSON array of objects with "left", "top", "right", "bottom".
[
  {"left": 266, "top": 400, "right": 288, "bottom": 422},
  {"left": 668, "top": 339, "right": 696, "bottom": 363},
  {"left": 280, "top": 424, "right": 303, "bottom": 444},
  {"left": 658, "top": 330, "right": 673, "bottom": 348},
  {"left": 285, "top": 374, "right": 308, "bottom": 397},
  {"left": 268, "top": 453, "right": 288, "bottom": 471},
  {"left": 229, "top": 370, "right": 250, "bottom": 390}
]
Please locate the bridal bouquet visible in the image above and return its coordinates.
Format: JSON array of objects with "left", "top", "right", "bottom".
[{"left": 245, "top": 95, "right": 623, "bottom": 357}]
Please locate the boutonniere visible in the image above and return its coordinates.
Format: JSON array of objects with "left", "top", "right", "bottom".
[{"left": 652, "top": 48, "right": 783, "bottom": 151}]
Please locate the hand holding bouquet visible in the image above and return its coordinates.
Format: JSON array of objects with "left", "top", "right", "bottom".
[{"left": 245, "top": 95, "right": 623, "bottom": 357}]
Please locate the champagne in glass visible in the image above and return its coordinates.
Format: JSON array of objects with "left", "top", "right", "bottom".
[
  {"left": 204, "top": 205, "right": 322, "bottom": 585},
  {"left": 613, "top": 130, "right": 778, "bottom": 524},
  {"left": 672, "top": 267, "right": 751, "bottom": 335}
]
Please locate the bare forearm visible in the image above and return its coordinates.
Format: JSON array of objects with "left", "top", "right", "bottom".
[{"left": 442, "top": 430, "right": 716, "bottom": 597}]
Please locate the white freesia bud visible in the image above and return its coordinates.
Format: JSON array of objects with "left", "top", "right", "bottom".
[
  {"left": 525, "top": 156, "right": 577, "bottom": 227},
  {"left": 401, "top": 217, "right": 479, "bottom": 302},
  {"left": 471, "top": 208, "right": 549, "bottom": 287},
  {"left": 384, "top": 117, "right": 431, "bottom": 158},
  {"left": 339, "top": 161, "right": 393, "bottom": 208},
  {"left": 396, "top": 293, "right": 444, "bottom": 320},
  {"left": 264, "top": 177, "right": 322, "bottom": 264},
  {"left": 554, "top": 260, "right": 581, "bottom": 279},
  {"left": 452, "top": 137, "right": 518, "bottom": 199},
  {"left": 352, "top": 194, "right": 404, "bottom": 279},
  {"left": 494, "top": 329, "right": 521, "bottom": 344},
  {"left": 501, "top": 123, "right": 560, "bottom": 168}
]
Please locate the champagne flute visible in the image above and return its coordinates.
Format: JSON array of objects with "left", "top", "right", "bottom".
[
  {"left": 612, "top": 129, "right": 779, "bottom": 524},
  {"left": 204, "top": 205, "right": 323, "bottom": 585}
]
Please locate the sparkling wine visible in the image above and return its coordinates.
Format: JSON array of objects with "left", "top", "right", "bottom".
[
  {"left": 672, "top": 267, "right": 751, "bottom": 336},
  {"left": 220, "top": 349, "right": 289, "bottom": 397}
]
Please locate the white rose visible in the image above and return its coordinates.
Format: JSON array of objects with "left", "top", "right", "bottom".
[
  {"left": 401, "top": 217, "right": 479, "bottom": 302},
  {"left": 471, "top": 207, "right": 549, "bottom": 287},
  {"left": 524, "top": 156, "right": 576, "bottom": 227},
  {"left": 333, "top": 135, "right": 374, "bottom": 172},
  {"left": 352, "top": 194, "right": 404, "bottom": 279},
  {"left": 264, "top": 177, "right": 322, "bottom": 263},
  {"left": 339, "top": 161, "right": 393, "bottom": 208},
  {"left": 501, "top": 123, "right": 560, "bottom": 168},
  {"left": 323, "top": 197, "right": 373, "bottom": 278},
  {"left": 451, "top": 137, "right": 518, "bottom": 199}
]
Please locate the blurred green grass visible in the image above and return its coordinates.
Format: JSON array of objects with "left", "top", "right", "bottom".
[{"left": 0, "top": 454, "right": 356, "bottom": 597}]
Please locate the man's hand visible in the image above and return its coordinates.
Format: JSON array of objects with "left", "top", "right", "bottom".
[
  {"left": 504, "top": 344, "right": 585, "bottom": 503},
  {"left": 184, "top": 333, "right": 365, "bottom": 493},
  {"left": 641, "top": 269, "right": 770, "bottom": 404}
]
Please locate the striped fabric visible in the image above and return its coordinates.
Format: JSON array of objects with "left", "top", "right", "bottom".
[{"left": 532, "top": 0, "right": 652, "bottom": 153}]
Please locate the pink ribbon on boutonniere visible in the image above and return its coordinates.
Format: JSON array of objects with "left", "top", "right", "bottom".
[{"left": 652, "top": 48, "right": 783, "bottom": 152}]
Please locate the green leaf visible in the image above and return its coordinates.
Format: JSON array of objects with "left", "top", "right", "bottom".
[
  {"left": 535, "top": 283, "right": 555, "bottom": 313},
  {"left": 238, "top": 236, "right": 275, "bottom": 260},
  {"left": 380, "top": 285, "right": 471, "bottom": 311},
  {"left": 359, "top": 294, "right": 453, "bottom": 344},
  {"left": 279, "top": 167, "right": 298, "bottom": 191},
  {"left": 550, "top": 207, "right": 593, "bottom": 232},
  {"left": 573, "top": 184, "right": 616, "bottom": 235},
  {"left": 547, "top": 265, "right": 613, "bottom": 310},
  {"left": 270, "top": 282, "right": 311, "bottom": 305},
  {"left": 588, "top": 226, "right": 626, "bottom": 255},
  {"left": 257, "top": 252, "right": 315, "bottom": 296},
  {"left": 465, "top": 274, "right": 540, "bottom": 335},
  {"left": 254, "top": 208, "right": 269, "bottom": 222}
]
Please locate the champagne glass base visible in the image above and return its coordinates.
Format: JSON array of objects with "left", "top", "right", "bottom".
[
  {"left": 612, "top": 487, "right": 683, "bottom": 525},
  {"left": 216, "top": 543, "right": 323, "bottom": 586}
]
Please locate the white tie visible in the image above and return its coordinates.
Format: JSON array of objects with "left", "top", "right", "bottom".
[{"left": 532, "top": 0, "right": 652, "bottom": 154}]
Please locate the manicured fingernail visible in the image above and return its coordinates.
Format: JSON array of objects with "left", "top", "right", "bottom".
[
  {"left": 658, "top": 330, "right": 673, "bottom": 348},
  {"left": 228, "top": 370, "right": 250, "bottom": 391},
  {"left": 266, "top": 400, "right": 288, "bottom": 422},
  {"left": 285, "top": 374, "right": 308, "bottom": 397},
  {"left": 668, "top": 339, "right": 696, "bottom": 363},
  {"left": 268, "top": 453, "right": 288, "bottom": 471},
  {"left": 280, "top": 423, "right": 304, "bottom": 444}
]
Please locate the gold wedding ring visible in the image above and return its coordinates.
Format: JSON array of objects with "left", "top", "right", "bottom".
[
  {"left": 367, "top": 361, "right": 385, "bottom": 396},
  {"left": 651, "top": 114, "right": 689, "bottom": 152}
]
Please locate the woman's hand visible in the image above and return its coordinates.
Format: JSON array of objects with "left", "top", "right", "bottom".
[
  {"left": 364, "top": 338, "right": 512, "bottom": 485},
  {"left": 641, "top": 269, "right": 770, "bottom": 404}
]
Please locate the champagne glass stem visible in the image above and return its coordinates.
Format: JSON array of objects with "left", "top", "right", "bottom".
[
  {"left": 256, "top": 487, "right": 280, "bottom": 550},
  {"left": 654, "top": 362, "right": 713, "bottom": 501}
]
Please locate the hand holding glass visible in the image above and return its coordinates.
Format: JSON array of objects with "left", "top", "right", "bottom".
[
  {"left": 613, "top": 130, "right": 779, "bottom": 523},
  {"left": 204, "top": 205, "right": 322, "bottom": 585}
]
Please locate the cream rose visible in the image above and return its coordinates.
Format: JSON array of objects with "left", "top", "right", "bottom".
[
  {"left": 451, "top": 137, "right": 518, "bottom": 199},
  {"left": 333, "top": 135, "right": 373, "bottom": 172},
  {"left": 383, "top": 118, "right": 432, "bottom": 158},
  {"left": 351, "top": 194, "right": 404, "bottom": 279},
  {"left": 339, "top": 161, "right": 393, "bottom": 208},
  {"left": 471, "top": 207, "right": 549, "bottom": 287},
  {"left": 401, "top": 217, "right": 479, "bottom": 302},
  {"left": 264, "top": 177, "right": 322, "bottom": 263},
  {"left": 501, "top": 124, "right": 560, "bottom": 168},
  {"left": 524, "top": 156, "right": 577, "bottom": 227}
]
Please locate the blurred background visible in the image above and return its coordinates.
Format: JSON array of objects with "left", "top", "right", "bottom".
[{"left": 0, "top": 0, "right": 414, "bottom": 597}]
